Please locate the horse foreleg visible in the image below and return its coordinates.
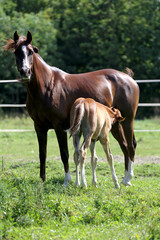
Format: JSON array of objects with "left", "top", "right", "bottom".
[
  {"left": 34, "top": 124, "right": 48, "bottom": 181},
  {"left": 111, "top": 122, "right": 130, "bottom": 185},
  {"left": 121, "top": 119, "right": 135, "bottom": 186},
  {"left": 55, "top": 127, "right": 71, "bottom": 186}
]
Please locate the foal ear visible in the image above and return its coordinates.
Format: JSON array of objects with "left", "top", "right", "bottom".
[
  {"left": 118, "top": 116, "right": 126, "bottom": 122},
  {"left": 26, "top": 31, "right": 32, "bottom": 44},
  {"left": 111, "top": 107, "right": 115, "bottom": 112},
  {"left": 14, "top": 31, "right": 19, "bottom": 42}
]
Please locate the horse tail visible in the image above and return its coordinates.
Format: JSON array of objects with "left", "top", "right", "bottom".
[
  {"left": 125, "top": 67, "right": 134, "bottom": 77},
  {"left": 69, "top": 103, "right": 84, "bottom": 137}
]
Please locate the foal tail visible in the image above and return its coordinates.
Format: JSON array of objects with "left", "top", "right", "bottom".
[{"left": 69, "top": 103, "right": 84, "bottom": 137}]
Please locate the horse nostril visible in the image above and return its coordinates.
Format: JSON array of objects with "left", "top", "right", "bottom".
[{"left": 28, "top": 69, "right": 31, "bottom": 75}]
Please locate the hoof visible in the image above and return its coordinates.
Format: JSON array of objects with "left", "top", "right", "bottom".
[
  {"left": 63, "top": 178, "right": 72, "bottom": 187},
  {"left": 63, "top": 181, "right": 70, "bottom": 187},
  {"left": 64, "top": 171, "right": 72, "bottom": 186},
  {"left": 121, "top": 178, "right": 132, "bottom": 186},
  {"left": 74, "top": 181, "right": 80, "bottom": 187},
  {"left": 81, "top": 183, "right": 87, "bottom": 188},
  {"left": 115, "top": 183, "right": 120, "bottom": 189},
  {"left": 92, "top": 180, "right": 97, "bottom": 187}
]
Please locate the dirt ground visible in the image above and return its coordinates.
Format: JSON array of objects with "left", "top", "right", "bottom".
[
  {"left": 98, "top": 155, "right": 160, "bottom": 164},
  {"left": 58, "top": 155, "right": 160, "bottom": 164}
]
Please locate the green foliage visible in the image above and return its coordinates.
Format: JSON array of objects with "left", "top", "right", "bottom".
[{"left": 0, "top": 0, "right": 160, "bottom": 117}]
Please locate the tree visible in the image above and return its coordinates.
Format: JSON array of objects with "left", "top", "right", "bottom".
[{"left": 0, "top": 0, "right": 160, "bottom": 117}]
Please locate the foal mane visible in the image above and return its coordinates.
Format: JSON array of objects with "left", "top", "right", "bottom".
[{"left": 3, "top": 36, "right": 27, "bottom": 52}]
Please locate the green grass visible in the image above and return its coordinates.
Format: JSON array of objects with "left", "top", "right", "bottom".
[
  {"left": 0, "top": 116, "right": 160, "bottom": 239},
  {"left": 0, "top": 115, "right": 160, "bottom": 161}
]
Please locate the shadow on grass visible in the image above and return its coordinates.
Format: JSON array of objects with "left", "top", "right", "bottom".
[{"left": 46, "top": 176, "right": 65, "bottom": 186}]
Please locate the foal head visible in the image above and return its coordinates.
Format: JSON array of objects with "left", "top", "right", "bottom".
[
  {"left": 4, "top": 31, "right": 38, "bottom": 82},
  {"left": 111, "top": 107, "right": 125, "bottom": 124}
]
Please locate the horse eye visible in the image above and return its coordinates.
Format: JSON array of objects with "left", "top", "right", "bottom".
[{"left": 28, "top": 50, "right": 33, "bottom": 56}]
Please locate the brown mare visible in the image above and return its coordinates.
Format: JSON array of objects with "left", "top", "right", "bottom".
[{"left": 4, "top": 31, "right": 139, "bottom": 186}]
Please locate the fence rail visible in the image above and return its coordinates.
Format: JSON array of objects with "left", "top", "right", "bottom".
[
  {"left": 138, "top": 103, "right": 160, "bottom": 107},
  {"left": 136, "top": 79, "right": 160, "bottom": 83},
  {"left": 1, "top": 79, "right": 160, "bottom": 83},
  {"left": 0, "top": 79, "right": 160, "bottom": 133},
  {"left": 0, "top": 80, "right": 20, "bottom": 83},
  {"left": 0, "top": 79, "right": 160, "bottom": 108},
  {"left": 1, "top": 103, "right": 160, "bottom": 108},
  {"left": 0, "top": 104, "right": 26, "bottom": 107}
]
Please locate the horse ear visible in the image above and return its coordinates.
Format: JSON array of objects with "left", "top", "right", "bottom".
[
  {"left": 33, "top": 46, "right": 39, "bottom": 53},
  {"left": 14, "top": 31, "right": 19, "bottom": 42},
  {"left": 26, "top": 31, "right": 32, "bottom": 44}
]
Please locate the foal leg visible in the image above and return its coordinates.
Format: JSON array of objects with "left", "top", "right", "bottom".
[
  {"left": 34, "top": 124, "right": 48, "bottom": 181},
  {"left": 73, "top": 134, "right": 81, "bottom": 186},
  {"left": 90, "top": 140, "right": 98, "bottom": 186},
  {"left": 55, "top": 127, "right": 71, "bottom": 186},
  {"left": 80, "top": 135, "right": 92, "bottom": 187},
  {"left": 100, "top": 138, "right": 119, "bottom": 188}
]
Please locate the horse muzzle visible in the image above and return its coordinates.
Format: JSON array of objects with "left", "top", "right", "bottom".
[{"left": 19, "top": 68, "right": 31, "bottom": 83}]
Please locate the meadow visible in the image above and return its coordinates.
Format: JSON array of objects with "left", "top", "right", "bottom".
[{"left": 0, "top": 116, "right": 160, "bottom": 240}]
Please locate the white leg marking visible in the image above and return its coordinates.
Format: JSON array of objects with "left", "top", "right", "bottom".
[
  {"left": 121, "top": 159, "right": 134, "bottom": 186},
  {"left": 128, "top": 158, "right": 134, "bottom": 178},
  {"left": 63, "top": 169, "right": 72, "bottom": 187}
]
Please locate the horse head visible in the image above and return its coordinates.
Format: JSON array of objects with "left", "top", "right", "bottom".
[{"left": 8, "top": 31, "right": 38, "bottom": 82}]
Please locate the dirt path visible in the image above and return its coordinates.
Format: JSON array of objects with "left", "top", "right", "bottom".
[
  {"left": 56, "top": 155, "right": 160, "bottom": 164},
  {"left": 98, "top": 155, "right": 160, "bottom": 164}
]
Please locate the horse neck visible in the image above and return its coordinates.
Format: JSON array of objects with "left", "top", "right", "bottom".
[
  {"left": 27, "top": 53, "right": 53, "bottom": 95},
  {"left": 33, "top": 53, "right": 52, "bottom": 84}
]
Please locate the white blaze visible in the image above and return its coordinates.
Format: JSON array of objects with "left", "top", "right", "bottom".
[{"left": 22, "top": 45, "right": 30, "bottom": 70}]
